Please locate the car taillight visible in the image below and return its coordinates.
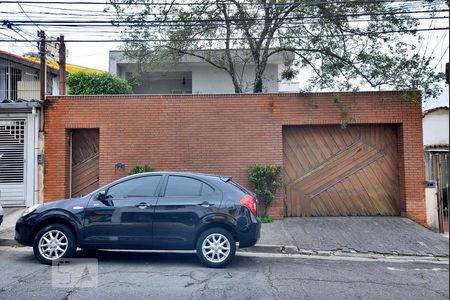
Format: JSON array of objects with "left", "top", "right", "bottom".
[{"left": 240, "top": 195, "right": 257, "bottom": 217}]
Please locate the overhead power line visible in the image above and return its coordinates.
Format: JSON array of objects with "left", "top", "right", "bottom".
[
  {"left": 0, "top": 0, "right": 441, "bottom": 5},
  {"left": 17, "top": 2, "right": 42, "bottom": 31},
  {"left": 4, "top": 9, "right": 448, "bottom": 25},
  {"left": 0, "top": 26, "right": 447, "bottom": 43}
]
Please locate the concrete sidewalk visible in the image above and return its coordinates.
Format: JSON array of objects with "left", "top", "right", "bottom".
[
  {"left": 254, "top": 217, "right": 449, "bottom": 257},
  {"left": 1, "top": 209, "right": 448, "bottom": 257}
]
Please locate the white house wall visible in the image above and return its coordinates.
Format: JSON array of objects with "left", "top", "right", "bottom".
[
  {"left": 423, "top": 110, "right": 449, "bottom": 146},
  {"left": 190, "top": 64, "right": 278, "bottom": 93},
  {"left": 116, "top": 63, "right": 279, "bottom": 94}
]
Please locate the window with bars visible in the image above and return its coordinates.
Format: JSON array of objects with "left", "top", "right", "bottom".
[{"left": 0, "top": 119, "right": 25, "bottom": 183}]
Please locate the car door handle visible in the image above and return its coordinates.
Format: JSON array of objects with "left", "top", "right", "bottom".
[
  {"left": 135, "top": 202, "right": 149, "bottom": 209},
  {"left": 199, "top": 201, "right": 214, "bottom": 208}
]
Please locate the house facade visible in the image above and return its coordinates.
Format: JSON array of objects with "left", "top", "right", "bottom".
[
  {"left": 0, "top": 51, "right": 57, "bottom": 207},
  {"left": 0, "top": 100, "right": 41, "bottom": 207},
  {"left": 0, "top": 50, "right": 60, "bottom": 101},
  {"left": 0, "top": 50, "right": 107, "bottom": 208},
  {"left": 43, "top": 92, "right": 427, "bottom": 225},
  {"left": 423, "top": 106, "right": 449, "bottom": 232},
  {"left": 109, "top": 50, "right": 299, "bottom": 94}
]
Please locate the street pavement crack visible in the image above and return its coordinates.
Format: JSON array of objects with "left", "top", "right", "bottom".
[
  {"left": 265, "top": 265, "right": 280, "bottom": 298},
  {"left": 274, "top": 275, "right": 447, "bottom": 294}
]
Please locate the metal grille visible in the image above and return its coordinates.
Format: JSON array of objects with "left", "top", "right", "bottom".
[
  {"left": 0, "top": 58, "right": 42, "bottom": 101},
  {"left": 0, "top": 119, "right": 25, "bottom": 183}
]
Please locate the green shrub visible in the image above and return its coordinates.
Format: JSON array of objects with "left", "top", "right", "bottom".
[
  {"left": 258, "top": 215, "right": 272, "bottom": 223},
  {"left": 128, "top": 165, "right": 154, "bottom": 175},
  {"left": 67, "top": 72, "right": 133, "bottom": 95},
  {"left": 248, "top": 164, "right": 283, "bottom": 215}
]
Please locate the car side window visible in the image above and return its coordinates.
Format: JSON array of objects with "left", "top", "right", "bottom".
[
  {"left": 165, "top": 176, "right": 207, "bottom": 197},
  {"left": 106, "top": 176, "right": 161, "bottom": 199}
]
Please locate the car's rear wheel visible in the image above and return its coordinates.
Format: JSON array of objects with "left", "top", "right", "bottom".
[
  {"left": 33, "top": 224, "right": 77, "bottom": 265},
  {"left": 196, "top": 227, "right": 236, "bottom": 268}
]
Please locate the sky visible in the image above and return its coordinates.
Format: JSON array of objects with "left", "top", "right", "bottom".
[{"left": 0, "top": 0, "right": 448, "bottom": 109}]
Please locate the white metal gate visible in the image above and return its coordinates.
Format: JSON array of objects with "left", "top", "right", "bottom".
[{"left": 0, "top": 118, "right": 26, "bottom": 206}]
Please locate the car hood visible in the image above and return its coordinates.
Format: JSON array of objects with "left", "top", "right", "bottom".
[{"left": 39, "top": 197, "right": 90, "bottom": 211}]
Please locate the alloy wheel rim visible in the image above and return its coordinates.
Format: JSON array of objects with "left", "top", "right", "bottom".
[
  {"left": 38, "top": 230, "right": 69, "bottom": 260},
  {"left": 202, "top": 233, "right": 230, "bottom": 263}
]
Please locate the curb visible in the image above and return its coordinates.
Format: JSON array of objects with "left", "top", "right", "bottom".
[
  {"left": 239, "top": 244, "right": 450, "bottom": 259},
  {"left": 1, "top": 238, "right": 448, "bottom": 260}
]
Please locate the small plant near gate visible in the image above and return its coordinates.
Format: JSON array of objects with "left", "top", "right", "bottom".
[
  {"left": 258, "top": 215, "right": 272, "bottom": 224},
  {"left": 128, "top": 164, "right": 154, "bottom": 175},
  {"left": 248, "top": 164, "right": 283, "bottom": 217}
]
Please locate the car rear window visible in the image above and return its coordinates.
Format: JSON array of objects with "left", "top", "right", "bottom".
[
  {"left": 165, "top": 176, "right": 202, "bottom": 197},
  {"left": 228, "top": 180, "right": 252, "bottom": 195}
]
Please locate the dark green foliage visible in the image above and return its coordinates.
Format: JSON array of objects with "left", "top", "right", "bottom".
[
  {"left": 67, "top": 72, "right": 133, "bottom": 95},
  {"left": 110, "top": 0, "right": 445, "bottom": 98},
  {"left": 248, "top": 165, "right": 283, "bottom": 215},
  {"left": 128, "top": 165, "right": 154, "bottom": 175}
]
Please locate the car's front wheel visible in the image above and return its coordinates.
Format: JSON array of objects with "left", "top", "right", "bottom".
[
  {"left": 33, "top": 224, "right": 77, "bottom": 265},
  {"left": 196, "top": 227, "right": 236, "bottom": 268}
]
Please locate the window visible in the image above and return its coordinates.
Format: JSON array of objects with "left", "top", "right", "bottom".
[
  {"left": 201, "top": 183, "right": 215, "bottom": 195},
  {"left": 165, "top": 176, "right": 205, "bottom": 197},
  {"left": 107, "top": 176, "right": 161, "bottom": 199}
]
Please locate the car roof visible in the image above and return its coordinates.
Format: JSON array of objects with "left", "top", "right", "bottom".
[{"left": 126, "top": 171, "right": 231, "bottom": 181}]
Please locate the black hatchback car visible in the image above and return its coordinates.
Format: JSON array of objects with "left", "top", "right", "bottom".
[{"left": 15, "top": 172, "right": 260, "bottom": 267}]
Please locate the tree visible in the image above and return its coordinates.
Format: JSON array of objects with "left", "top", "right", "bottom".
[
  {"left": 67, "top": 72, "right": 133, "bottom": 95},
  {"left": 110, "top": 0, "right": 446, "bottom": 97}
]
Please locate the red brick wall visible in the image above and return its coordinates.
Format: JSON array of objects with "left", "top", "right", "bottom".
[{"left": 44, "top": 92, "right": 426, "bottom": 225}]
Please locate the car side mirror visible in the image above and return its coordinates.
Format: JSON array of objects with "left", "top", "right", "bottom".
[
  {"left": 97, "top": 190, "right": 113, "bottom": 206},
  {"left": 97, "top": 190, "right": 107, "bottom": 201}
]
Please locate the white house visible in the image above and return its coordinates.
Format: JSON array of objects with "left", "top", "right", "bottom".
[
  {"left": 423, "top": 106, "right": 449, "bottom": 233},
  {"left": 423, "top": 106, "right": 449, "bottom": 148},
  {"left": 109, "top": 50, "right": 299, "bottom": 94},
  {"left": 0, "top": 50, "right": 56, "bottom": 208}
]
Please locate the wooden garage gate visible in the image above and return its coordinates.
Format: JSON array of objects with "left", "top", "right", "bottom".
[{"left": 283, "top": 125, "right": 400, "bottom": 217}]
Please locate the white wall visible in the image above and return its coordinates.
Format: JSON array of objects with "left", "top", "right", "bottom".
[
  {"left": 191, "top": 64, "right": 278, "bottom": 93},
  {"left": 423, "top": 109, "right": 449, "bottom": 146},
  {"left": 425, "top": 186, "right": 439, "bottom": 231},
  {"left": 116, "top": 63, "right": 279, "bottom": 94}
]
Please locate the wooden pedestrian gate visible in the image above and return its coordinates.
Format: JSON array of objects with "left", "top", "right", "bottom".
[
  {"left": 0, "top": 118, "right": 26, "bottom": 206},
  {"left": 70, "top": 129, "right": 99, "bottom": 198},
  {"left": 425, "top": 151, "right": 449, "bottom": 233},
  {"left": 283, "top": 125, "right": 400, "bottom": 217}
]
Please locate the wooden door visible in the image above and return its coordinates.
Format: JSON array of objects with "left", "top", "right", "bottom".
[
  {"left": 70, "top": 129, "right": 99, "bottom": 198},
  {"left": 283, "top": 125, "right": 400, "bottom": 216}
]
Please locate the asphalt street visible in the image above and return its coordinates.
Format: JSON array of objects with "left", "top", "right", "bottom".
[{"left": 0, "top": 246, "right": 448, "bottom": 300}]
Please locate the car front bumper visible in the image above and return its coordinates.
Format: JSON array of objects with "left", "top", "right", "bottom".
[{"left": 15, "top": 216, "right": 35, "bottom": 246}]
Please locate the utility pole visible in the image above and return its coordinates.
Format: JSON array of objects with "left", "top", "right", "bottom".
[
  {"left": 446, "top": 63, "right": 449, "bottom": 85},
  {"left": 58, "top": 35, "right": 66, "bottom": 95},
  {"left": 38, "top": 30, "right": 46, "bottom": 101}
]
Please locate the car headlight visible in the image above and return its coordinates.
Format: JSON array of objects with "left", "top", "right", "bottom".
[{"left": 22, "top": 204, "right": 42, "bottom": 217}]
